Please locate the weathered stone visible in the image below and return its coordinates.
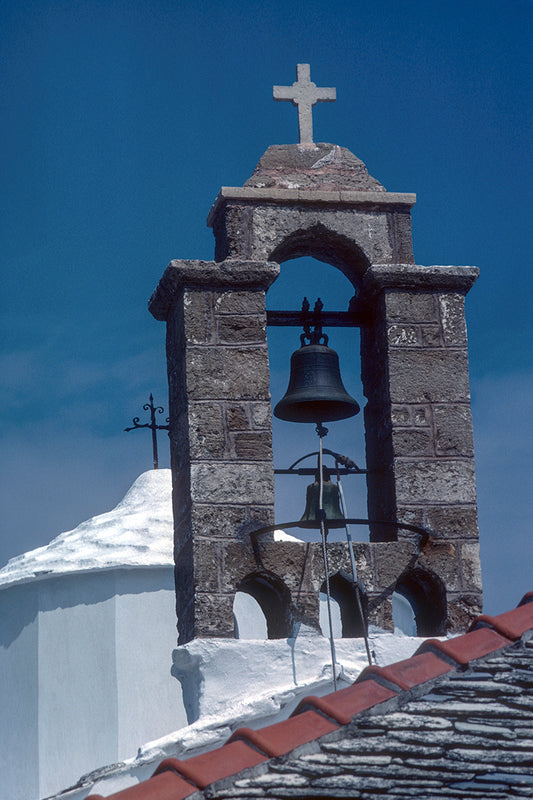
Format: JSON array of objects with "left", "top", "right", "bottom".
[
  {"left": 392, "top": 429, "right": 433, "bottom": 456},
  {"left": 387, "top": 324, "right": 418, "bottom": 346},
  {"left": 191, "top": 463, "right": 274, "bottom": 505},
  {"left": 388, "top": 349, "right": 471, "bottom": 404},
  {"left": 217, "top": 315, "right": 266, "bottom": 344},
  {"left": 395, "top": 459, "right": 477, "bottom": 505},
  {"left": 251, "top": 402, "right": 271, "bottom": 428},
  {"left": 183, "top": 290, "right": 215, "bottom": 344},
  {"left": 215, "top": 290, "right": 266, "bottom": 315},
  {"left": 439, "top": 293, "right": 468, "bottom": 345},
  {"left": 194, "top": 592, "right": 235, "bottom": 637},
  {"left": 446, "top": 593, "right": 483, "bottom": 631},
  {"left": 460, "top": 542, "right": 483, "bottom": 592},
  {"left": 424, "top": 506, "right": 479, "bottom": 540},
  {"left": 373, "top": 542, "right": 418, "bottom": 587},
  {"left": 186, "top": 346, "right": 270, "bottom": 400},
  {"left": 233, "top": 432, "right": 273, "bottom": 460},
  {"left": 418, "top": 540, "right": 461, "bottom": 592},
  {"left": 226, "top": 404, "right": 250, "bottom": 430},
  {"left": 434, "top": 404, "right": 474, "bottom": 456},
  {"left": 420, "top": 324, "right": 443, "bottom": 347},
  {"left": 188, "top": 402, "right": 225, "bottom": 459},
  {"left": 244, "top": 144, "right": 386, "bottom": 191},
  {"left": 385, "top": 291, "right": 437, "bottom": 322},
  {"left": 191, "top": 504, "right": 274, "bottom": 542}
]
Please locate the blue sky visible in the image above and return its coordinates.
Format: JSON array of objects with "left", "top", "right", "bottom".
[{"left": 1, "top": 0, "right": 531, "bottom": 615}]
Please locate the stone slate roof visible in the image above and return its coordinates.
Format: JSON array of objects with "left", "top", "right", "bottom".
[{"left": 87, "top": 594, "right": 533, "bottom": 800}]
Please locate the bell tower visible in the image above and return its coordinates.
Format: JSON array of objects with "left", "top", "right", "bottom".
[{"left": 149, "top": 65, "right": 482, "bottom": 644}]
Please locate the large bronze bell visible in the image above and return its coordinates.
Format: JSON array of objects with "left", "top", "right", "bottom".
[
  {"left": 274, "top": 342, "right": 360, "bottom": 423},
  {"left": 300, "top": 467, "right": 346, "bottom": 528}
]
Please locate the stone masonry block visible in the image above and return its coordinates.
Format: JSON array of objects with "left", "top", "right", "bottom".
[
  {"left": 395, "top": 459, "right": 477, "bottom": 505},
  {"left": 388, "top": 350, "right": 471, "bottom": 403},
  {"left": 373, "top": 542, "right": 420, "bottom": 588},
  {"left": 188, "top": 402, "right": 225, "bottom": 459},
  {"left": 217, "top": 541, "right": 266, "bottom": 593},
  {"left": 186, "top": 346, "right": 270, "bottom": 400},
  {"left": 385, "top": 291, "right": 436, "bottom": 322},
  {"left": 191, "top": 462, "right": 274, "bottom": 505},
  {"left": 251, "top": 205, "right": 394, "bottom": 268},
  {"left": 387, "top": 324, "right": 418, "bottom": 346},
  {"left": 194, "top": 592, "right": 235, "bottom": 638},
  {"left": 460, "top": 541, "right": 483, "bottom": 592},
  {"left": 233, "top": 432, "right": 273, "bottom": 460},
  {"left": 192, "top": 539, "right": 222, "bottom": 593},
  {"left": 424, "top": 506, "right": 479, "bottom": 540},
  {"left": 392, "top": 429, "right": 433, "bottom": 457},
  {"left": 215, "top": 291, "right": 265, "bottom": 315},
  {"left": 226, "top": 404, "right": 250, "bottom": 430},
  {"left": 251, "top": 401, "right": 271, "bottom": 428},
  {"left": 183, "top": 291, "right": 215, "bottom": 344},
  {"left": 446, "top": 593, "right": 483, "bottom": 632},
  {"left": 434, "top": 404, "right": 474, "bottom": 457},
  {"left": 418, "top": 540, "right": 461, "bottom": 592},
  {"left": 191, "top": 503, "right": 274, "bottom": 542},
  {"left": 439, "top": 293, "right": 468, "bottom": 346},
  {"left": 217, "top": 315, "right": 266, "bottom": 344},
  {"left": 420, "top": 324, "right": 443, "bottom": 347}
]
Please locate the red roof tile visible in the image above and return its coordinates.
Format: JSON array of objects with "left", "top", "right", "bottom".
[
  {"left": 153, "top": 741, "right": 266, "bottom": 789},
  {"left": 356, "top": 650, "right": 454, "bottom": 690},
  {"left": 293, "top": 678, "right": 397, "bottom": 725},
  {"left": 87, "top": 770, "right": 196, "bottom": 800},
  {"left": 87, "top": 595, "right": 533, "bottom": 800},
  {"left": 416, "top": 626, "right": 512, "bottom": 666},
  {"left": 471, "top": 602, "right": 533, "bottom": 640},
  {"left": 228, "top": 710, "right": 339, "bottom": 757}
]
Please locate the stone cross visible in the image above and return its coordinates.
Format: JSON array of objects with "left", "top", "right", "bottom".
[{"left": 273, "top": 64, "right": 336, "bottom": 144}]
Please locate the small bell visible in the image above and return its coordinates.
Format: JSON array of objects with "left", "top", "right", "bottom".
[{"left": 300, "top": 467, "right": 346, "bottom": 528}]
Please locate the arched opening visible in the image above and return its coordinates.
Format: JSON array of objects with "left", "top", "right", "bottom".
[
  {"left": 233, "top": 592, "right": 268, "bottom": 639},
  {"left": 235, "top": 571, "right": 292, "bottom": 639},
  {"left": 394, "top": 567, "right": 447, "bottom": 636},
  {"left": 320, "top": 571, "right": 367, "bottom": 638},
  {"left": 267, "top": 256, "right": 368, "bottom": 543},
  {"left": 269, "top": 223, "right": 371, "bottom": 285}
]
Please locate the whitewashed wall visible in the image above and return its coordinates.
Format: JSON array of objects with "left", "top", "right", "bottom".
[{"left": 0, "top": 566, "right": 184, "bottom": 800}]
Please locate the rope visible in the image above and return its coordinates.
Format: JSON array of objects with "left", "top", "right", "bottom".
[
  {"left": 318, "top": 427, "right": 337, "bottom": 691},
  {"left": 335, "top": 460, "right": 372, "bottom": 666}
]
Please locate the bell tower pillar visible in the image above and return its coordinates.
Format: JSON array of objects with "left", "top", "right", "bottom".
[{"left": 149, "top": 259, "right": 279, "bottom": 643}]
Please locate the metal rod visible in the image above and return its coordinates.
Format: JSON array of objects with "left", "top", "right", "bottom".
[
  {"left": 250, "top": 519, "right": 431, "bottom": 543},
  {"left": 318, "top": 427, "right": 337, "bottom": 692},
  {"left": 266, "top": 310, "right": 370, "bottom": 327},
  {"left": 335, "top": 462, "right": 372, "bottom": 666}
]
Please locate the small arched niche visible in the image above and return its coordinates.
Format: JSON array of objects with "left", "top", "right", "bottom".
[
  {"left": 320, "top": 571, "right": 367, "bottom": 638},
  {"left": 235, "top": 571, "right": 292, "bottom": 639},
  {"left": 267, "top": 256, "right": 367, "bottom": 541},
  {"left": 393, "top": 567, "right": 447, "bottom": 637}
]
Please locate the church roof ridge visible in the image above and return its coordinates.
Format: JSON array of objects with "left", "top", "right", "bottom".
[{"left": 86, "top": 592, "right": 533, "bottom": 800}]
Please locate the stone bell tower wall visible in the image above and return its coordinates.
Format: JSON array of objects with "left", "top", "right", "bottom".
[{"left": 150, "top": 143, "right": 483, "bottom": 642}]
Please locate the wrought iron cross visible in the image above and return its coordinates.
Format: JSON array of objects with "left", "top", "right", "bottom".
[
  {"left": 273, "top": 64, "right": 336, "bottom": 144},
  {"left": 124, "top": 394, "right": 169, "bottom": 470}
]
